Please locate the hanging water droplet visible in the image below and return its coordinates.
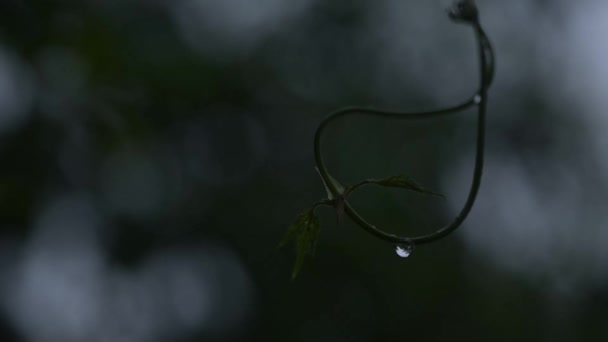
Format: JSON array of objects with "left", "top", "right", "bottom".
[
  {"left": 473, "top": 94, "right": 482, "bottom": 104},
  {"left": 395, "top": 242, "right": 415, "bottom": 258}
]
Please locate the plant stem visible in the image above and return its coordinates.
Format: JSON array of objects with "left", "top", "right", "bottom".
[{"left": 312, "top": 14, "right": 495, "bottom": 246}]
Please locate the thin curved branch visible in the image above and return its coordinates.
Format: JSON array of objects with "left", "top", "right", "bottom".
[{"left": 313, "top": 1, "right": 495, "bottom": 246}]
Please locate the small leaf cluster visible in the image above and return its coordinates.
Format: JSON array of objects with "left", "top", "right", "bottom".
[{"left": 281, "top": 175, "right": 441, "bottom": 279}]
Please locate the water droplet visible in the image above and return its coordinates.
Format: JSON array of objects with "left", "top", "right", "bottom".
[
  {"left": 395, "top": 242, "right": 415, "bottom": 258},
  {"left": 473, "top": 94, "right": 482, "bottom": 104}
]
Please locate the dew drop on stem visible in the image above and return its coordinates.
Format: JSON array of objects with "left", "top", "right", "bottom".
[{"left": 395, "top": 241, "right": 415, "bottom": 258}]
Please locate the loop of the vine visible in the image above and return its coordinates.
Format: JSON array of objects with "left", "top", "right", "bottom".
[{"left": 313, "top": 1, "right": 495, "bottom": 246}]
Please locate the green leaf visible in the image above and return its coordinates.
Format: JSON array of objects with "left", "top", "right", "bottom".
[
  {"left": 280, "top": 208, "right": 321, "bottom": 279},
  {"left": 315, "top": 167, "right": 346, "bottom": 200},
  {"left": 314, "top": 168, "right": 347, "bottom": 224},
  {"left": 368, "top": 175, "right": 444, "bottom": 198}
]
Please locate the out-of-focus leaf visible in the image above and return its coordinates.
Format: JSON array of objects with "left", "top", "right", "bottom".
[
  {"left": 368, "top": 175, "right": 444, "bottom": 198},
  {"left": 280, "top": 208, "right": 321, "bottom": 279}
]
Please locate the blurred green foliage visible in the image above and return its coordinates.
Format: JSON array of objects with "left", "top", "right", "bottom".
[{"left": 0, "top": 1, "right": 607, "bottom": 341}]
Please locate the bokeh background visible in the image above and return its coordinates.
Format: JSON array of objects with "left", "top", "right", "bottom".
[{"left": 1, "top": 0, "right": 608, "bottom": 340}]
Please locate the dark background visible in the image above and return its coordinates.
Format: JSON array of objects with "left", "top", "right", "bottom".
[{"left": 1, "top": 0, "right": 607, "bottom": 341}]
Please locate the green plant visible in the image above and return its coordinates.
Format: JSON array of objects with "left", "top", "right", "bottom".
[{"left": 281, "top": 0, "right": 495, "bottom": 279}]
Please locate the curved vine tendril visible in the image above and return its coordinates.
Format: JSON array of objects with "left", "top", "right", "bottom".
[{"left": 282, "top": 0, "right": 495, "bottom": 278}]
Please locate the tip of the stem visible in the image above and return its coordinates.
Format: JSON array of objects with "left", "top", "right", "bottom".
[{"left": 447, "top": 0, "right": 479, "bottom": 24}]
